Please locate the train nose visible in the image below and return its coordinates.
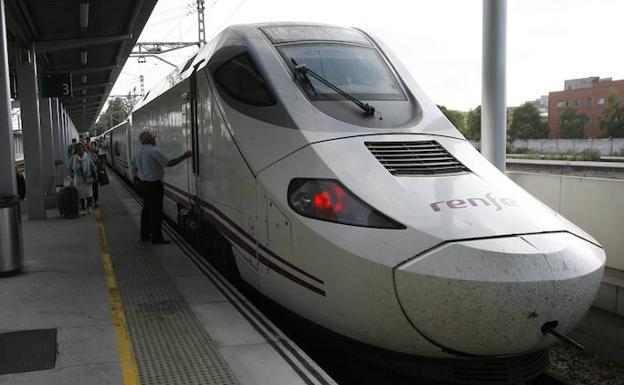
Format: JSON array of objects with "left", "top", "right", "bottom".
[{"left": 394, "top": 233, "right": 605, "bottom": 356}]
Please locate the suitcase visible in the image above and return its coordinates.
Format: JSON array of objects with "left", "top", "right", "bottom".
[
  {"left": 97, "top": 169, "right": 110, "bottom": 185},
  {"left": 57, "top": 186, "right": 79, "bottom": 218}
]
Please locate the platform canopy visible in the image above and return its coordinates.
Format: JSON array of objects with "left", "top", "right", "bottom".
[{"left": 6, "top": 0, "right": 158, "bottom": 133}]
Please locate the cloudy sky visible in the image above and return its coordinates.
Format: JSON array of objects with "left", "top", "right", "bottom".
[{"left": 109, "top": 0, "right": 624, "bottom": 112}]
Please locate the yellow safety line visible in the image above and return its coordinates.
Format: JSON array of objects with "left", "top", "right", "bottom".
[{"left": 95, "top": 207, "right": 141, "bottom": 385}]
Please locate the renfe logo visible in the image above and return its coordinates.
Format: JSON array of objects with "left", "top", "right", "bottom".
[{"left": 430, "top": 192, "right": 519, "bottom": 212}]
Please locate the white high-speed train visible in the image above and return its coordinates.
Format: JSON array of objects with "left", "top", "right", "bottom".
[{"left": 104, "top": 23, "right": 605, "bottom": 383}]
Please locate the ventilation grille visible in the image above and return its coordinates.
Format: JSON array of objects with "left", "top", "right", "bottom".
[
  {"left": 365, "top": 140, "right": 469, "bottom": 176},
  {"left": 451, "top": 349, "right": 547, "bottom": 385}
]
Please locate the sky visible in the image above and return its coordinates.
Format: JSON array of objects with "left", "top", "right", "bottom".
[{"left": 108, "top": 0, "right": 624, "bottom": 114}]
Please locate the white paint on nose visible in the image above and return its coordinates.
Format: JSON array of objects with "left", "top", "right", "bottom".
[{"left": 394, "top": 232, "right": 604, "bottom": 356}]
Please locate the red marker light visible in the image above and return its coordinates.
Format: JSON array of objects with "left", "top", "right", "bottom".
[
  {"left": 314, "top": 191, "right": 332, "bottom": 209},
  {"left": 331, "top": 183, "right": 345, "bottom": 213},
  {"left": 313, "top": 184, "right": 347, "bottom": 216},
  {"left": 288, "top": 178, "right": 405, "bottom": 229}
]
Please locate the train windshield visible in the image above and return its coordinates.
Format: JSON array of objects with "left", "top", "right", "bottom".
[{"left": 279, "top": 44, "right": 405, "bottom": 101}]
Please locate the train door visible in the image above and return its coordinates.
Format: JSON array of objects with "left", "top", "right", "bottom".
[
  {"left": 179, "top": 73, "right": 201, "bottom": 228},
  {"left": 189, "top": 68, "right": 200, "bottom": 178},
  {"left": 202, "top": 63, "right": 260, "bottom": 287}
]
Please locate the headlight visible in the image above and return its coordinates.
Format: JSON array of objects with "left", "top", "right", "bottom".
[{"left": 287, "top": 178, "right": 405, "bottom": 229}]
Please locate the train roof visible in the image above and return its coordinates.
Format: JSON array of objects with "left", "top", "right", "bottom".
[
  {"left": 129, "top": 22, "right": 464, "bottom": 140},
  {"left": 132, "top": 22, "right": 372, "bottom": 111}
]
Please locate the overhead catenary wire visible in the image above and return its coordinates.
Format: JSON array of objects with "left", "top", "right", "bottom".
[
  {"left": 112, "top": 0, "right": 203, "bottom": 102},
  {"left": 143, "top": 9, "right": 198, "bottom": 30},
  {"left": 211, "top": 0, "right": 249, "bottom": 36}
]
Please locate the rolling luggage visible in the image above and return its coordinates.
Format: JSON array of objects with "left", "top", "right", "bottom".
[
  {"left": 97, "top": 168, "right": 110, "bottom": 185},
  {"left": 57, "top": 185, "right": 79, "bottom": 219}
]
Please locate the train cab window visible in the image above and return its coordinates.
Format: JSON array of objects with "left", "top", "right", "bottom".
[
  {"left": 215, "top": 53, "right": 276, "bottom": 106},
  {"left": 280, "top": 44, "right": 405, "bottom": 101}
]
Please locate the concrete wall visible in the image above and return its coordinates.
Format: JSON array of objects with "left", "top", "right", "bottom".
[
  {"left": 511, "top": 138, "right": 624, "bottom": 155},
  {"left": 508, "top": 171, "right": 624, "bottom": 271},
  {"left": 469, "top": 138, "right": 624, "bottom": 155}
]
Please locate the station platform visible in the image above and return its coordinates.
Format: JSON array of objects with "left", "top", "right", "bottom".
[{"left": 0, "top": 173, "right": 335, "bottom": 385}]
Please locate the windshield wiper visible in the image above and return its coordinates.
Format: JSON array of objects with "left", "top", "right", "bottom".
[
  {"left": 290, "top": 58, "right": 376, "bottom": 116},
  {"left": 291, "top": 58, "right": 317, "bottom": 96}
]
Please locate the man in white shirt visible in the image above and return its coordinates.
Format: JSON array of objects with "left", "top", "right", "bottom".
[
  {"left": 131, "top": 130, "right": 192, "bottom": 244},
  {"left": 96, "top": 140, "right": 108, "bottom": 162}
]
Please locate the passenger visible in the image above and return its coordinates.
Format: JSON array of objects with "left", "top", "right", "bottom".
[
  {"left": 15, "top": 166, "right": 25, "bottom": 200},
  {"left": 67, "top": 138, "right": 77, "bottom": 159},
  {"left": 79, "top": 136, "right": 92, "bottom": 153},
  {"left": 96, "top": 140, "right": 107, "bottom": 163},
  {"left": 91, "top": 151, "right": 101, "bottom": 208},
  {"left": 69, "top": 143, "right": 98, "bottom": 214},
  {"left": 131, "top": 130, "right": 192, "bottom": 244}
]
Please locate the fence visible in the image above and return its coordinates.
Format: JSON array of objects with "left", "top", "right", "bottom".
[
  {"left": 508, "top": 171, "right": 624, "bottom": 271},
  {"left": 469, "top": 138, "right": 624, "bottom": 155},
  {"left": 510, "top": 138, "right": 624, "bottom": 155}
]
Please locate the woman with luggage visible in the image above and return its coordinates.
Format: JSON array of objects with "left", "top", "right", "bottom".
[{"left": 69, "top": 143, "right": 97, "bottom": 214}]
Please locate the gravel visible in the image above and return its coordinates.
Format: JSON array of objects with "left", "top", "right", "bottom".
[{"left": 548, "top": 342, "right": 624, "bottom": 385}]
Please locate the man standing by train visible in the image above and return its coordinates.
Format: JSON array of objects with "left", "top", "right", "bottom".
[{"left": 132, "top": 130, "right": 192, "bottom": 244}]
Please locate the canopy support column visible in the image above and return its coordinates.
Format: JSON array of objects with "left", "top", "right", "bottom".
[
  {"left": 481, "top": 0, "right": 507, "bottom": 171},
  {"left": 18, "top": 48, "right": 46, "bottom": 219}
]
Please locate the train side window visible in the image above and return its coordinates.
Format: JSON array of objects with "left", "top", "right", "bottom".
[{"left": 215, "top": 53, "right": 276, "bottom": 106}]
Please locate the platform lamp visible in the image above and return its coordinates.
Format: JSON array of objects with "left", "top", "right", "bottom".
[{"left": 80, "top": 2, "right": 89, "bottom": 31}]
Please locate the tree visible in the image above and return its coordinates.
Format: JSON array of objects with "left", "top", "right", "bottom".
[
  {"left": 558, "top": 107, "right": 588, "bottom": 139},
  {"left": 508, "top": 102, "right": 549, "bottom": 141},
  {"left": 465, "top": 105, "right": 481, "bottom": 140},
  {"left": 95, "top": 95, "right": 139, "bottom": 135},
  {"left": 600, "top": 89, "right": 624, "bottom": 138},
  {"left": 437, "top": 105, "right": 466, "bottom": 133}
]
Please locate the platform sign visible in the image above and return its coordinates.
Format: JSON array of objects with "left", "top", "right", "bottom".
[{"left": 40, "top": 73, "right": 72, "bottom": 98}]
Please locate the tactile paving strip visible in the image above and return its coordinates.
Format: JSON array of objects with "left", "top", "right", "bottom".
[{"left": 100, "top": 192, "right": 238, "bottom": 385}]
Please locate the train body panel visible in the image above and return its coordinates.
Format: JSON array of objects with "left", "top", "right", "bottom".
[
  {"left": 109, "top": 121, "right": 131, "bottom": 180},
  {"left": 395, "top": 232, "right": 604, "bottom": 355},
  {"left": 131, "top": 80, "right": 193, "bottom": 197},
  {"left": 102, "top": 22, "right": 605, "bottom": 369},
  {"left": 258, "top": 134, "right": 596, "bottom": 268},
  {"left": 196, "top": 71, "right": 258, "bottom": 223}
]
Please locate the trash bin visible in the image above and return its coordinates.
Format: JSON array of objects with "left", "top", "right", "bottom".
[{"left": 0, "top": 195, "right": 24, "bottom": 275}]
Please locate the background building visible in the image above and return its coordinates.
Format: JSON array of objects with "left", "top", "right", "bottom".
[
  {"left": 530, "top": 95, "right": 549, "bottom": 119},
  {"left": 548, "top": 77, "right": 624, "bottom": 138}
]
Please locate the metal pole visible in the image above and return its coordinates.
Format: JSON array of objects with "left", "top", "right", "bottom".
[
  {"left": 51, "top": 98, "right": 62, "bottom": 161},
  {"left": 0, "top": 0, "right": 15, "bottom": 196},
  {"left": 62, "top": 107, "right": 69, "bottom": 157},
  {"left": 481, "top": 0, "right": 507, "bottom": 171},
  {"left": 197, "top": 0, "right": 206, "bottom": 46},
  {"left": 17, "top": 47, "right": 46, "bottom": 219},
  {"left": 64, "top": 108, "right": 69, "bottom": 148},
  {"left": 39, "top": 97, "right": 55, "bottom": 193},
  {"left": 60, "top": 106, "right": 66, "bottom": 159},
  {"left": 51, "top": 98, "right": 64, "bottom": 184},
  {"left": 0, "top": 0, "right": 24, "bottom": 275}
]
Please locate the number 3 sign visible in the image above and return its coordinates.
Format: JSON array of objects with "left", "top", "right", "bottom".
[{"left": 40, "top": 73, "right": 73, "bottom": 98}]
